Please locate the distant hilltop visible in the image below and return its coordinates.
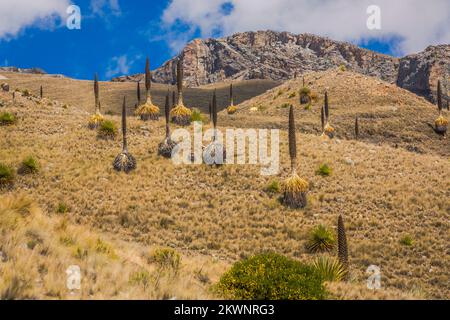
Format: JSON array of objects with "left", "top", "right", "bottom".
[{"left": 0, "top": 66, "right": 46, "bottom": 75}]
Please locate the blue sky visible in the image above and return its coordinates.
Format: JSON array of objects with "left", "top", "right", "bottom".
[{"left": 0, "top": 0, "right": 448, "bottom": 81}]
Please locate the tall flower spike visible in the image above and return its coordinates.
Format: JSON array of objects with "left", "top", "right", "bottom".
[
  {"left": 172, "top": 91, "right": 176, "bottom": 107},
  {"left": 209, "top": 100, "right": 212, "bottom": 120},
  {"left": 94, "top": 73, "right": 100, "bottom": 113},
  {"left": 320, "top": 106, "right": 325, "bottom": 133},
  {"left": 355, "top": 116, "right": 359, "bottom": 139},
  {"left": 122, "top": 96, "right": 128, "bottom": 153},
  {"left": 230, "top": 83, "right": 234, "bottom": 106},
  {"left": 40, "top": 85, "right": 43, "bottom": 99},
  {"left": 324, "top": 91, "right": 329, "bottom": 122},
  {"left": 165, "top": 91, "right": 170, "bottom": 138},
  {"left": 437, "top": 80, "right": 442, "bottom": 114},
  {"left": 288, "top": 105, "right": 297, "bottom": 173},
  {"left": 177, "top": 57, "right": 183, "bottom": 105},
  {"left": 145, "top": 57, "right": 151, "bottom": 99},
  {"left": 137, "top": 82, "right": 141, "bottom": 105},
  {"left": 338, "top": 215, "right": 349, "bottom": 278}
]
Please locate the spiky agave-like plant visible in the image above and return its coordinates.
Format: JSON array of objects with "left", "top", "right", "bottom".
[
  {"left": 435, "top": 80, "right": 448, "bottom": 134},
  {"left": 170, "top": 58, "right": 192, "bottom": 126},
  {"left": 337, "top": 215, "right": 349, "bottom": 279},
  {"left": 135, "top": 57, "right": 160, "bottom": 121},
  {"left": 203, "top": 90, "right": 226, "bottom": 165},
  {"left": 227, "top": 83, "right": 237, "bottom": 115},
  {"left": 282, "top": 105, "right": 309, "bottom": 208},
  {"left": 88, "top": 73, "right": 104, "bottom": 129},
  {"left": 113, "top": 97, "right": 136, "bottom": 173},
  {"left": 323, "top": 91, "right": 335, "bottom": 138},
  {"left": 158, "top": 92, "right": 177, "bottom": 158}
]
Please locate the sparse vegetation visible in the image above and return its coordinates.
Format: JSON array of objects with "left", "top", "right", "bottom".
[
  {"left": 0, "top": 163, "right": 15, "bottom": 188},
  {"left": 306, "top": 225, "right": 335, "bottom": 253},
  {"left": 216, "top": 253, "right": 326, "bottom": 300},
  {"left": 0, "top": 112, "right": 16, "bottom": 125},
  {"left": 18, "top": 156, "right": 39, "bottom": 175},
  {"left": 316, "top": 164, "right": 332, "bottom": 177},
  {"left": 400, "top": 235, "right": 414, "bottom": 246},
  {"left": 97, "top": 119, "right": 118, "bottom": 140}
]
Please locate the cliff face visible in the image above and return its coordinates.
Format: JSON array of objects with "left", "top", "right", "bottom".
[
  {"left": 113, "top": 31, "right": 400, "bottom": 86},
  {"left": 397, "top": 45, "right": 450, "bottom": 102},
  {"left": 111, "top": 31, "right": 450, "bottom": 103}
]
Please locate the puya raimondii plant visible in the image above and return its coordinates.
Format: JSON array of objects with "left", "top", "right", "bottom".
[
  {"left": 135, "top": 57, "right": 160, "bottom": 121},
  {"left": 170, "top": 57, "right": 192, "bottom": 126},
  {"left": 158, "top": 91, "right": 177, "bottom": 158},
  {"left": 88, "top": 73, "right": 104, "bottom": 129},
  {"left": 113, "top": 97, "right": 137, "bottom": 173},
  {"left": 204, "top": 90, "right": 226, "bottom": 165},
  {"left": 435, "top": 80, "right": 448, "bottom": 135},
  {"left": 227, "top": 83, "right": 237, "bottom": 115}
]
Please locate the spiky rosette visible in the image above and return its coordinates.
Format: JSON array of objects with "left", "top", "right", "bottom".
[
  {"left": 88, "top": 112, "right": 104, "bottom": 129},
  {"left": 114, "top": 97, "right": 136, "bottom": 173},
  {"left": 435, "top": 115, "right": 448, "bottom": 134},
  {"left": 113, "top": 152, "right": 136, "bottom": 173},
  {"left": 227, "top": 105, "right": 237, "bottom": 115},
  {"left": 170, "top": 104, "right": 192, "bottom": 126},
  {"left": 135, "top": 99, "right": 160, "bottom": 121},
  {"left": 324, "top": 123, "right": 335, "bottom": 139},
  {"left": 282, "top": 174, "right": 309, "bottom": 208}
]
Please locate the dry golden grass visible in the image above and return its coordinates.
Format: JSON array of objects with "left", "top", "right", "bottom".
[
  {"left": 227, "top": 69, "right": 449, "bottom": 157},
  {"left": 0, "top": 73, "right": 449, "bottom": 299}
]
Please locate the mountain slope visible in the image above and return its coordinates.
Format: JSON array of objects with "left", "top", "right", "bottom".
[{"left": 224, "top": 69, "right": 449, "bottom": 157}]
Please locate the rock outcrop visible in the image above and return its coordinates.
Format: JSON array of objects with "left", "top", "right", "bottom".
[
  {"left": 112, "top": 31, "right": 399, "bottom": 86},
  {"left": 0, "top": 66, "right": 46, "bottom": 75},
  {"left": 397, "top": 45, "right": 450, "bottom": 102}
]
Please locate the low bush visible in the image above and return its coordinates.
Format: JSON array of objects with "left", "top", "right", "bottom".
[
  {"left": 0, "top": 112, "right": 16, "bottom": 126},
  {"left": 191, "top": 108, "right": 207, "bottom": 123},
  {"left": 97, "top": 120, "right": 117, "bottom": 140},
  {"left": 265, "top": 180, "right": 280, "bottom": 193},
  {"left": 316, "top": 164, "right": 332, "bottom": 177},
  {"left": 0, "top": 163, "right": 15, "bottom": 188},
  {"left": 399, "top": 235, "right": 414, "bottom": 246},
  {"left": 18, "top": 156, "right": 39, "bottom": 175},
  {"left": 149, "top": 248, "right": 181, "bottom": 275},
  {"left": 216, "top": 253, "right": 326, "bottom": 300}
]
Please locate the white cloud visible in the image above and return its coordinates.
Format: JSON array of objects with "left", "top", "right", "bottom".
[
  {"left": 105, "top": 54, "right": 139, "bottom": 78},
  {"left": 161, "top": 0, "right": 450, "bottom": 55},
  {"left": 0, "top": 0, "right": 72, "bottom": 40}
]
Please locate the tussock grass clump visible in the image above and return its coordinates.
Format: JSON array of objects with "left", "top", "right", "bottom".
[
  {"left": 171, "top": 58, "right": 192, "bottom": 126},
  {"left": 316, "top": 163, "right": 332, "bottom": 177},
  {"left": 312, "top": 256, "right": 346, "bottom": 282},
  {"left": 135, "top": 57, "right": 160, "bottom": 121},
  {"left": 306, "top": 225, "right": 335, "bottom": 253},
  {"left": 399, "top": 235, "right": 414, "bottom": 247},
  {"left": 216, "top": 253, "right": 326, "bottom": 300},
  {"left": 0, "top": 112, "right": 16, "bottom": 126},
  {"left": 18, "top": 156, "right": 39, "bottom": 175},
  {"left": 226, "top": 83, "right": 237, "bottom": 114},
  {"left": 158, "top": 93, "right": 177, "bottom": 158},
  {"left": 148, "top": 247, "right": 181, "bottom": 276},
  {"left": 97, "top": 119, "right": 117, "bottom": 140},
  {"left": 0, "top": 163, "right": 15, "bottom": 188},
  {"left": 88, "top": 73, "right": 104, "bottom": 129},
  {"left": 191, "top": 108, "right": 207, "bottom": 123},
  {"left": 282, "top": 105, "right": 309, "bottom": 208},
  {"left": 113, "top": 97, "right": 136, "bottom": 173},
  {"left": 265, "top": 180, "right": 280, "bottom": 193},
  {"left": 56, "top": 202, "right": 69, "bottom": 214}
]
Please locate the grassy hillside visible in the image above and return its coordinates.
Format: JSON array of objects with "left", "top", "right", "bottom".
[
  {"left": 0, "top": 85, "right": 448, "bottom": 299},
  {"left": 0, "top": 72, "right": 280, "bottom": 115},
  {"left": 224, "top": 69, "right": 449, "bottom": 157}
]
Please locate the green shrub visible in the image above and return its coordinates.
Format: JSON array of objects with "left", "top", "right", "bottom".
[
  {"left": 316, "top": 164, "right": 332, "bottom": 177},
  {"left": 216, "top": 253, "right": 326, "bottom": 300},
  {"left": 0, "top": 163, "right": 15, "bottom": 187},
  {"left": 129, "top": 270, "right": 152, "bottom": 289},
  {"left": 22, "top": 89, "right": 31, "bottom": 97},
  {"left": 288, "top": 92, "right": 297, "bottom": 98},
  {"left": 0, "top": 112, "right": 16, "bottom": 126},
  {"left": 306, "top": 225, "right": 335, "bottom": 253},
  {"left": 304, "top": 103, "right": 312, "bottom": 110},
  {"left": 97, "top": 120, "right": 117, "bottom": 140},
  {"left": 400, "top": 235, "right": 414, "bottom": 246},
  {"left": 339, "top": 64, "right": 347, "bottom": 72},
  {"left": 312, "top": 256, "right": 346, "bottom": 282},
  {"left": 265, "top": 180, "right": 280, "bottom": 193},
  {"left": 149, "top": 248, "right": 181, "bottom": 275},
  {"left": 18, "top": 156, "right": 39, "bottom": 175},
  {"left": 191, "top": 108, "right": 207, "bottom": 123},
  {"left": 300, "top": 87, "right": 311, "bottom": 96},
  {"left": 56, "top": 202, "right": 69, "bottom": 214},
  {"left": 280, "top": 103, "right": 290, "bottom": 109}
]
